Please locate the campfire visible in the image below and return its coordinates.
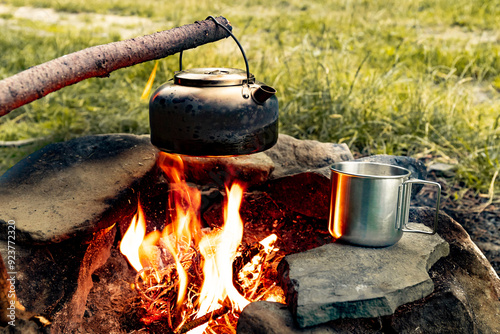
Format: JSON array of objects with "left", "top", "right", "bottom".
[
  {"left": 1, "top": 133, "right": 497, "bottom": 333},
  {"left": 119, "top": 152, "right": 284, "bottom": 333},
  {"left": 1, "top": 10, "right": 497, "bottom": 333}
]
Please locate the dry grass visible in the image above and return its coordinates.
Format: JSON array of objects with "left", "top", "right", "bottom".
[{"left": 0, "top": 0, "right": 499, "bottom": 198}]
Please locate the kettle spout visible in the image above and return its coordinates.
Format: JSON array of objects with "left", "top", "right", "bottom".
[{"left": 252, "top": 85, "right": 276, "bottom": 104}]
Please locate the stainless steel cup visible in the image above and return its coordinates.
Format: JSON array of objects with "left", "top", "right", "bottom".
[{"left": 328, "top": 161, "right": 441, "bottom": 247}]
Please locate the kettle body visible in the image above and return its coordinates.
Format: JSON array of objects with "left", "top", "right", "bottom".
[{"left": 149, "top": 67, "right": 278, "bottom": 156}]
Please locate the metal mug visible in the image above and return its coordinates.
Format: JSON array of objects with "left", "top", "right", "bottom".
[{"left": 328, "top": 161, "right": 441, "bottom": 247}]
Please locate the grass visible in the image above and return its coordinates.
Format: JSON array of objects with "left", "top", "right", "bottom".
[{"left": 0, "top": 0, "right": 499, "bottom": 198}]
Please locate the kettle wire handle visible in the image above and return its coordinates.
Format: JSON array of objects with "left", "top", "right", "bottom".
[{"left": 179, "top": 16, "right": 253, "bottom": 83}]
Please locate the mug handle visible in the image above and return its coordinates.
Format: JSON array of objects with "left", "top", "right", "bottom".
[{"left": 395, "top": 179, "right": 442, "bottom": 235}]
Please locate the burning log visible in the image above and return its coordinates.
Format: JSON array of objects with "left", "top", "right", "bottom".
[
  {"left": 0, "top": 16, "right": 232, "bottom": 116},
  {"left": 128, "top": 235, "right": 282, "bottom": 332}
]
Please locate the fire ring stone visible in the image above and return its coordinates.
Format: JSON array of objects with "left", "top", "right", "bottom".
[
  {"left": 0, "top": 134, "right": 158, "bottom": 245},
  {"left": 279, "top": 223, "right": 450, "bottom": 328}
]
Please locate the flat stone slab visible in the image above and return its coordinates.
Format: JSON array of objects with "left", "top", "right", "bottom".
[
  {"left": 179, "top": 133, "right": 353, "bottom": 188},
  {"left": 356, "top": 155, "right": 427, "bottom": 181},
  {"left": 180, "top": 152, "right": 275, "bottom": 188},
  {"left": 279, "top": 223, "right": 450, "bottom": 328},
  {"left": 0, "top": 134, "right": 158, "bottom": 245},
  {"left": 237, "top": 301, "right": 335, "bottom": 334},
  {"left": 263, "top": 134, "right": 353, "bottom": 179}
]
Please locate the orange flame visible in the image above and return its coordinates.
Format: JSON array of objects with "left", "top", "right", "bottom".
[
  {"left": 120, "top": 201, "right": 147, "bottom": 272},
  {"left": 158, "top": 152, "right": 202, "bottom": 246},
  {"left": 119, "top": 152, "right": 281, "bottom": 329},
  {"left": 196, "top": 182, "right": 249, "bottom": 318},
  {"left": 157, "top": 153, "right": 203, "bottom": 307}
]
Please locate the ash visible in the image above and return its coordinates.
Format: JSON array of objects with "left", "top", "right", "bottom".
[{"left": 78, "top": 248, "right": 142, "bottom": 334}]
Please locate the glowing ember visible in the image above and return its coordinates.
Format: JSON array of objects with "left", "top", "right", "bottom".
[{"left": 119, "top": 152, "right": 283, "bottom": 332}]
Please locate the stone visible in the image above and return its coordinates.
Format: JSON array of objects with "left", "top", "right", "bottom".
[
  {"left": 265, "top": 152, "right": 429, "bottom": 220},
  {"left": 427, "top": 162, "right": 457, "bottom": 177},
  {"left": 181, "top": 134, "right": 353, "bottom": 219},
  {"left": 239, "top": 209, "right": 500, "bottom": 334},
  {"left": 237, "top": 301, "right": 390, "bottom": 334},
  {"left": 178, "top": 152, "right": 275, "bottom": 188},
  {"left": 237, "top": 301, "right": 336, "bottom": 334},
  {"left": 177, "top": 133, "right": 352, "bottom": 189},
  {"left": 263, "top": 134, "right": 353, "bottom": 179},
  {"left": 355, "top": 155, "right": 427, "bottom": 181},
  {"left": 266, "top": 168, "right": 331, "bottom": 219},
  {"left": 0, "top": 224, "right": 116, "bottom": 332},
  {"left": 279, "top": 223, "right": 450, "bottom": 328},
  {"left": 0, "top": 134, "right": 159, "bottom": 245},
  {"left": 392, "top": 207, "right": 500, "bottom": 334}
]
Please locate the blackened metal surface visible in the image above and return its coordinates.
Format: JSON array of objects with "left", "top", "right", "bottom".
[{"left": 149, "top": 78, "right": 279, "bottom": 156}]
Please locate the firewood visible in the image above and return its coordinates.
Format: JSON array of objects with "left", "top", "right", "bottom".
[
  {"left": 177, "top": 304, "right": 231, "bottom": 334},
  {"left": 232, "top": 242, "right": 264, "bottom": 282}
]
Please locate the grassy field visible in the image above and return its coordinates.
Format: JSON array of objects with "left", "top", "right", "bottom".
[{"left": 0, "top": 0, "right": 499, "bottom": 198}]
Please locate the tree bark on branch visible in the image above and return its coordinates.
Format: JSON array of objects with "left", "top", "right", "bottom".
[{"left": 0, "top": 16, "right": 232, "bottom": 116}]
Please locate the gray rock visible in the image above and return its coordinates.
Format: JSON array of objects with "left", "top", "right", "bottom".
[
  {"left": 0, "top": 225, "right": 116, "bottom": 333},
  {"left": 279, "top": 223, "right": 449, "bottom": 328},
  {"left": 0, "top": 134, "right": 159, "bottom": 245},
  {"left": 427, "top": 162, "right": 457, "bottom": 177},
  {"left": 182, "top": 134, "right": 352, "bottom": 219},
  {"left": 237, "top": 301, "right": 391, "bottom": 334},
  {"left": 177, "top": 134, "right": 352, "bottom": 190},
  {"left": 265, "top": 151, "right": 429, "bottom": 220},
  {"left": 356, "top": 155, "right": 427, "bottom": 181},
  {"left": 237, "top": 301, "right": 337, "bottom": 334},
  {"left": 264, "top": 134, "right": 353, "bottom": 179},
  {"left": 262, "top": 134, "right": 353, "bottom": 220},
  {"left": 392, "top": 207, "right": 500, "bottom": 334},
  {"left": 266, "top": 168, "right": 331, "bottom": 219},
  {"left": 177, "top": 152, "right": 274, "bottom": 188},
  {"left": 240, "top": 209, "right": 500, "bottom": 334}
]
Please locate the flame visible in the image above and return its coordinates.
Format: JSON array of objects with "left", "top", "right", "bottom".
[
  {"left": 139, "top": 230, "right": 161, "bottom": 269},
  {"left": 158, "top": 152, "right": 202, "bottom": 245},
  {"left": 196, "top": 183, "right": 249, "bottom": 318},
  {"left": 237, "top": 234, "right": 278, "bottom": 300},
  {"left": 158, "top": 153, "right": 206, "bottom": 308},
  {"left": 120, "top": 202, "right": 147, "bottom": 272},
  {"left": 119, "top": 152, "right": 282, "bottom": 331}
]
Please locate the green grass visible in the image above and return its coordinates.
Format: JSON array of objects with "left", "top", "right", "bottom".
[{"left": 1, "top": 0, "right": 499, "bottom": 197}]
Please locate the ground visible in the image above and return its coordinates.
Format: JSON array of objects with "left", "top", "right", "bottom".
[{"left": 414, "top": 170, "right": 500, "bottom": 275}]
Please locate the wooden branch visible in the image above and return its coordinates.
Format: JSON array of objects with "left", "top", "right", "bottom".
[
  {"left": 178, "top": 304, "right": 231, "bottom": 333},
  {"left": 0, "top": 16, "right": 232, "bottom": 116}
]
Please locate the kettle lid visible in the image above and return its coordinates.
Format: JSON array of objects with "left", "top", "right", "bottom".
[{"left": 174, "top": 67, "right": 255, "bottom": 87}]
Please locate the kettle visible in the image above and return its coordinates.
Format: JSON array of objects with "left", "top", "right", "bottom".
[{"left": 149, "top": 16, "right": 278, "bottom": 156}]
